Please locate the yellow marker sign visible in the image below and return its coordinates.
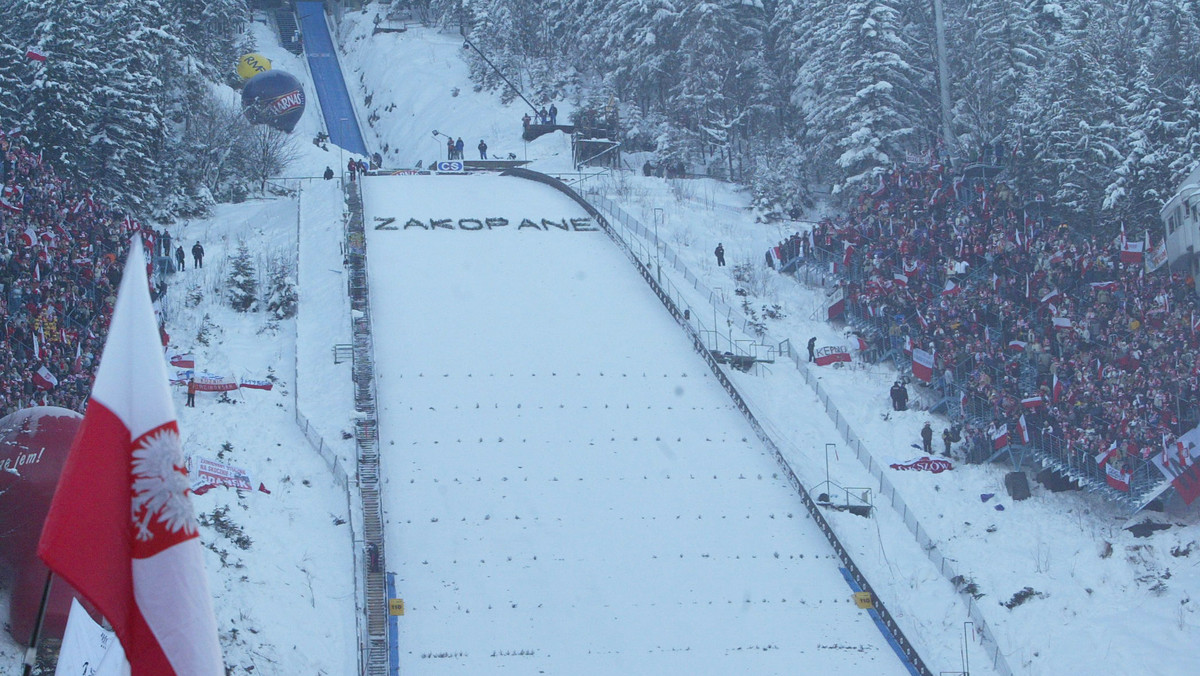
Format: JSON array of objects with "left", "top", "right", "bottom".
[
  {"left": 853, "top": 591, "right": 873, "bottom": 609},
  {"left": 389, "top": 598, "right": 405, "bottom": 616}
]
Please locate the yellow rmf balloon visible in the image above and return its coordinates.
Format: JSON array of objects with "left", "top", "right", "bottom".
[{"left": 236, "top": 53, "right": 272, "bottom": 80}]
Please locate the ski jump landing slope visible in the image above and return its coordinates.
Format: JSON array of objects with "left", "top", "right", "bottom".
[{"left": 362, "top": 173, "right": 911, "bottom": 675}]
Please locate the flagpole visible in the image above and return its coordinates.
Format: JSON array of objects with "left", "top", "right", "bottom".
[{"left": 22, "top": 569, "right": 54, "bottom": 676}]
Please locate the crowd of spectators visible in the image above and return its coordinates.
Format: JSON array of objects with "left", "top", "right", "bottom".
[
  {"left": 0, "top": 130, "right": 159, "bottom": 418},
  {"left": 782, "top": 156, "right": 1198, "bottom": 497}
]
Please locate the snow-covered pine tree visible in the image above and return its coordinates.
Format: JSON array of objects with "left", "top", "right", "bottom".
[
  {"left": 828, "top": 0, "right": 930, "bottom": 191},
  {"left": 1103, "top": 0, "right": 1200, "bottom": 226},
  {"left": 671, "top": 0, "right": 769, "bottom": 179},
  {"left": 91, "top": 0, "right": 178, "bottom": 213},
  {"left": 1013, "top": 0, "right": 1126, "bottom": 223},
  {"left": 591, "top": 0, "right": 683, "bottom": 113},
  {"left": 226, "top": 242, "right": 258, "bottom": 312},
  {"left": 947, "top": 0, "right": 1045, "bottom": 153},
  {"left": 265, "top": 256, "right": 298, "bottom": 320},
  {"left": 23, "top": 0, "right": 105, "bottom": 179},
  {"left": 0, "top": 39, "right": 27, "bottom": 130}
]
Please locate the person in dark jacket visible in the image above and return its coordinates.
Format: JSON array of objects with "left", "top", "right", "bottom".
[
  {"left": 890, "top": 380, "right": 908, "bottom": 411},
  {"left": 192, "top": 241, "right": 205, "bottom": 268},
  {"left": 549, "top": 103, "right": 558, "bottom": 124},
  {"left": 714, "top": 243, "right": 725, "bottom": 266},
  {"left": 478, "top": 139, "right": 488, "bottom": 159},
  {"left": 175, "top": 245, "right": 186, "bottom": 271},
  {"left": 807, "top": 336, "right": 817, "bottom": 362},
  {"left": 921, "top": 421, "right": 934, "bottom": 454},
  {"left": 455, "top": 137, "right": 464, "bottom": 159},
  {"left": 323, "top": 166, "right": 334, "bottom": 181}
]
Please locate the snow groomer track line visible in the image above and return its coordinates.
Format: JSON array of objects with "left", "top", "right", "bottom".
[{"left": 359, "top": 170, "right": 931, "bottom": 676}]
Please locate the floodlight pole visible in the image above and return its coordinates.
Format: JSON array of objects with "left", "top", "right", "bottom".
[
  {"left": 932, "top": 0, "right": 954, "bottom": 159},
  {"left": 22, "top": 571, "right": 53, "bottom": 676}
]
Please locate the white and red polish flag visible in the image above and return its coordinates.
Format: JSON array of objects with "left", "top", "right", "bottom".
[{"left": 37, "top": 239, "right": 223, "bottom": 676}]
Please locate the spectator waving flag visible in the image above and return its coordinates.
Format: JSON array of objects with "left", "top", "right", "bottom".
[
  {"left": 1052, "top": 373, "right": 1065, "bottom": 403},
  {"left": 1040, "top": 288, "right": 1062, "bottom": 305},
  {"left": 1095, "top": 443, "right": 1130, "bottom": 492},
  {"left": 1016, "top": 415, "right": 1030, "bottom": 444},
  {"left": 33, "top": 364, "right": 58, "bottom": 390},
  {"left": 37, "top": 239, "right": 224, "bottom": 676},
  {"left": 1, "top": 184, "right": 24, "bottom": 212},
  {"left": 991, "top": 424, "right": 1009, "bottom": 450}
]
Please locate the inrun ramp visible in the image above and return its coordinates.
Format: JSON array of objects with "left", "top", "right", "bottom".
[
  {"left": 296, "top": 1, "right": 369, "bottom": 156},
  {"left": 363, "top": 173, "right": 911, "bottom": 675}
]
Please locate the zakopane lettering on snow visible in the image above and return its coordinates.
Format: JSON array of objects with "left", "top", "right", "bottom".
[{"left": 384, "top": 217, "right": 598, "bottom": 232}]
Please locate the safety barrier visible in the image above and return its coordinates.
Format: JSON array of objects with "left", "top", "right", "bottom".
[{"left": 502, "top": 168, "right": 936, "bottom": 676}]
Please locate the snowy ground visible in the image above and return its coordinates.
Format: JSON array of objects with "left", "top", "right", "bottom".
[
  {"left": 6, "top": 6, "right": 1199, "bottom": 676},
  {"left": 361, "top": 174, "right": 912, "bottom": 674}
]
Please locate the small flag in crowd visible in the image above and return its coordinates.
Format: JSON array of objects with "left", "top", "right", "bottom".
[
  {"left": 1007, "top": 340, "right": 1027, "bottom": 352},
  {"left": 37, "top": 239, "right": 224, "bottom": 676},
  {"left": 1016, "top": 415, "right": 1030, "bottom": 444},
  {"left": 942, "top": 279, "right": 960, "bottom": 296},
  {"left": 1052, "top": 373, "right": 1065, "bottom": 403},
  {"left": 1021, "top": 395, "right": 1044, "bottom": 409},
  {"left": 991, "top": 424, "right": 1009, "bottom": 450},
  {"left": 33, "top": 364, "right": 58, "bottom": 390}
]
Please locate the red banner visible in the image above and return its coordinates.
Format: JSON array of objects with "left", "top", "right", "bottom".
[
  {"left": 890, "top": 457, "right": 953, "bottom": 473},
  {"left": 814, "top": 346, "right": 851, "bottom": 366},
  {"left": 193, "top": 376, "right": 237, "bottom": 392}
]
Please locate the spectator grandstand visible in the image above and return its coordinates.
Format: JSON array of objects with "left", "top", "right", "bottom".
[
  {"left": 773, "top": 156, "right": 1199, "bottom": 505},
  {"left": 0, "top": 130, "right": 160, "bottom": 418}
]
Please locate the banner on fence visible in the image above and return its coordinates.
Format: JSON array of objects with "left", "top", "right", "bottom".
[
  {"left": 911, "top": 348, "right": 934, "bottom": 383},
  {"left": 194, "top": 375, "right": 238, "bottom": 392},
  {"left": 814, "top": 345, "right": 852, "bottom": 366},
  {"left": 1149, "top": 426, "right": 1200, "bottom": 504},
  {"left": 189, "top": 456, "right": 252, "bottom": 493}
]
